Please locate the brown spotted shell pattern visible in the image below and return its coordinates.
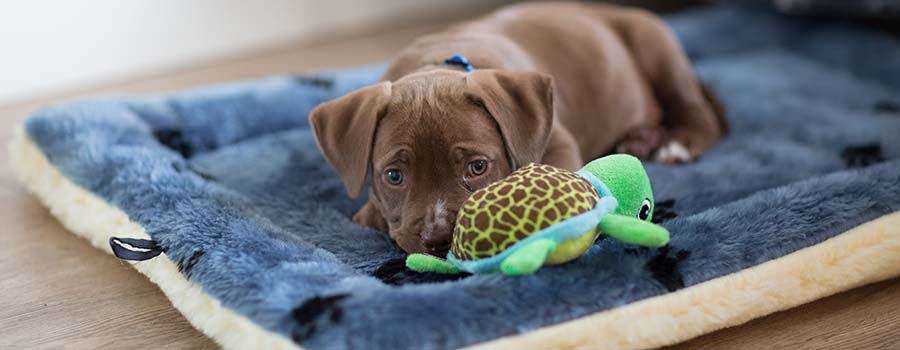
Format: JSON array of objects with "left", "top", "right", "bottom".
[{"left": 451, "top": 163, "right": 599, "bottom": 260}]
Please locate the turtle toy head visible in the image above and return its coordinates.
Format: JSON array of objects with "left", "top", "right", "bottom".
[{"left": 579, "top": 154, "right": 655, "bottom": 222}]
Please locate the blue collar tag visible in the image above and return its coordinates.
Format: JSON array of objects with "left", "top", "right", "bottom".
[{"left": 444, "top": 55, "right": 474, "bottom": 72}]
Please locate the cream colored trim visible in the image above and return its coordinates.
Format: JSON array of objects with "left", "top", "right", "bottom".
[
  {"left": 472, "top": 211, "right": 900, "bottom": 349},
  {"left": 11, "top": 125, "right": 900, "bottom": 350},
  {"left": 8, "top": 127, "right": 301, "bottom": 350}
]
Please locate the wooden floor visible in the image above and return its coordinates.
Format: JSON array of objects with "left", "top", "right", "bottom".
[{"left": 2, "top": 13, "right": 899, "bottom": 350}]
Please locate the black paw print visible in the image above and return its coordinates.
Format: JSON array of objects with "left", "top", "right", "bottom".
[
  {"left": 646, "top": 245, "right": 691, "bottom": 292},
  {"left": 293, "top": 75, "right": 335, "bottom": 89},
  {"left": 291, "top": 294, "right": 350, "bottom": 342},
  {"left": 874, "top": 100, "right": 900, "bottom": 113},
  {"left": 841, "top": 144, "right": 884, "bottom": 168},
  {"left": 652, "top": 199, "right": 678, "bottom": 224},
  {"left": 153, "top": 128, "right": 192, "bottom": 158}
]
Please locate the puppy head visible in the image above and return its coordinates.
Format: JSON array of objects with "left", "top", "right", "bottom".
[{"left": 310, "top": 69, "right": 554, "bottom": 255}]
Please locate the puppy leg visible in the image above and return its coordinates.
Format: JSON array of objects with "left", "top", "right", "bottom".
[
  {"left": 353, "top": 200, "right": 389, "bottom": 233},
  {"left": 541, "top": 124, "right": 583, "bottom": 171},
  {"left": 613, "top": 10, "right": 727, "bottom": 163},
  {"left": 615, "top": 124, "right": 666, "bottom": 161}
]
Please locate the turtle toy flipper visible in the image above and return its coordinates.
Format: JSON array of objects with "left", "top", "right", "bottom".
[
  {"left": 598, "top": 214, "right": 669, "bottom": 247},
  {"left": 406, "top": 254, "right": 461, "bottom": 274},
  {"left": 499, "top": 239, "right": 558, "bottom": 275},
  {"left": 404, "top": 155, "right": 670, "bottom": 276}
]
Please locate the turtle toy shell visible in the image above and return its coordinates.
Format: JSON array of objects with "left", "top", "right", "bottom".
[{"left": 451, "top": 163, "right": 599, "bottom": 261}]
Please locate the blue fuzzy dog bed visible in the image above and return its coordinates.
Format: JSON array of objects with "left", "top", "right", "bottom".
[{"left": 10, "top": 5, "right": 900, "bottom": 350}]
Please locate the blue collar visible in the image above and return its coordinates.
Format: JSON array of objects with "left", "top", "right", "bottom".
[{"left": 443, "top": 55, "right": 473, "bottom": 72}]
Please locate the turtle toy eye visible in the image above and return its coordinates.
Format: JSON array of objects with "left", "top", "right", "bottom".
[{"left": 638, "top": 198, "right": 652, "bottom": 221}]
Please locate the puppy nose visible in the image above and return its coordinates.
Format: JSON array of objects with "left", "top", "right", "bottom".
[
  {"left": 421, "top": 202, "right": 457, "bottom": 255},
  {"left": 421, "top": 225, "right": 453, "bottom": 256}
]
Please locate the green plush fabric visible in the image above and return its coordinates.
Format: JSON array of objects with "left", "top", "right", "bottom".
[
  {"left": 581, "top": 154, "right": 655, "bottom": 221},
  {"left": 500, "top": 239, "right": 558, "bottom": 275},
  {"left": 406, "top": 254, "right": 460, "bottom": 274},
  {"left": 599, "top": 214, "right": 669, "bottom": 247}
]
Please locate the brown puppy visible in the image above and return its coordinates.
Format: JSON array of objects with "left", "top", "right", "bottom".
[{"left": 311, "top": 2, "right": 726, "bottom": 255}]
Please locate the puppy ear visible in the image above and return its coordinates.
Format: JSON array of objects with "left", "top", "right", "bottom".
[
  {"left": 310, "top": 82, "right": 392, "bottom": 198},
  {"left": 465, "top": 70, "right": 554, "bottom": 168}
]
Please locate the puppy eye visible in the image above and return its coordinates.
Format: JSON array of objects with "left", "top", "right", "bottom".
[
  {"left": 468, "top": 160, "right": 488, "bottom": 176},
  {"left": 638, "top": 198, "right": 652, "bottom": 221},
  {"left": 384, "top": 169, "right": 404, "bottom": 186}
]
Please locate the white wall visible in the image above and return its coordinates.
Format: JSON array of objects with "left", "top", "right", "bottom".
[{"left": 0, "top": 0, "right": 502, "bottom": 105}]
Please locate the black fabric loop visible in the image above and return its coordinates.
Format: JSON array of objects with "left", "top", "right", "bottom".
[{"left": 109, "top": 237, "right": 163, "bottom": 261}]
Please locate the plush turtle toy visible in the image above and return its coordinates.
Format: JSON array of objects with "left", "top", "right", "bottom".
[{"left": 406, "top": 154, "right": 669, "bottom": 275}]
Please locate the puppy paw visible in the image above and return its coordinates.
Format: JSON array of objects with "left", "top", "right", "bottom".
[
  {"left": 615, "top": 126, "right": 664, "bottom": 160},
  {"left": 653, "top": 140, "right": 693, "bottom": 164},
  {"left": 352, "top": 202, "right": 389, "bottom": 233}
]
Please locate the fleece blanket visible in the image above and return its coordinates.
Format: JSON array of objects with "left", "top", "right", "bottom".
[{"left": 9, "top": 5, "right": 900, "bottom": 350}]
